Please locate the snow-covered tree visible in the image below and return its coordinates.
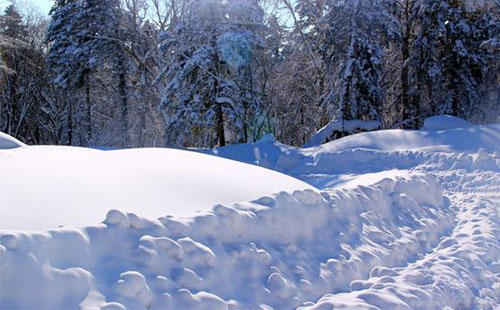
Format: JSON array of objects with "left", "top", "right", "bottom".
[
  {"left": 121, "top": 0, "right": 164, "bottom": 147},
  {"left": 1, "top": 4, "right": 56, "bottom": 144},
  {"left": 157, "top": 0, "right": 264, "bottom": 147},
  {"left": 46, "top": 0, "right": 130, "bottom": 146},
  {"left": 415, "top": 0, "right": 497, "bottom": 119},
  {"left": 273, "top": 0, "right": 328, "bottom": 145},
  {"left": 0, "top": 4, "right": 30, "bottom": 138},
  {"left": 382, "top": 0, "right": 424, "bottom": 129},
  {"left": 317, "top": 0, "right": 396, "bottom": 139},
  {"left": 0, "top": 4, "right": 28, "bottom": 39},
  {"left": 269, "top": 30, "right": 324, "bottom": 146},
  {"left": 1, "top": 0, "right": 498, "bottom": 148}
]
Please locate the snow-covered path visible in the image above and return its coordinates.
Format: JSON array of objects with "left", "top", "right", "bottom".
[
  {"left": 303, "top": 167, "right": 500, "bottom": 310},
  {"left": 1, "top": 118, "right": 499, "bottom": 309}
]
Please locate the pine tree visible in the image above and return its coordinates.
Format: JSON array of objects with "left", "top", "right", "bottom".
[
  {"left": 47, "top": 0, "right": 96, "bottom": 145},
  {"left": 47, "top": 0, "right": 131, "bottom": 146},
  {"left": 157, "top": 0, "right": 264, "bottom": 147},
  {"left": 318, "top": 0, "right": 396, "bottom": 139},
  {"left": 0, "top": 4, "right": 29, "bottom": 137},
  {"left": 0, "top": 5, "right": 28, "bottom": 40},
  {"left": 0, "top": 4, "right": 48, "bottom": 143},
  {"left": 223, "top": 0, "right": 265, "bottom": 143},
  {"left": 387, "top": 0, "right": 423, "bottom": 129},
  {"left": 415, "top": 0, "right": 496, "bottom": 119}
]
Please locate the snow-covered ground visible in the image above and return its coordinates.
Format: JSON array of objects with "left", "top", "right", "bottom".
[
  {"left": 1, "top": 116, "right": 499, "bottom": 309},
  {"left": 0, "top": 146, "right": 314, "bottom": 231}
]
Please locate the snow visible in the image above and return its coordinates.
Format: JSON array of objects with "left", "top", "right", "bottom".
[
  {"left": 304, "top": 119, "right": 381, "bottom": 147},
  {"left": 305, "top": 115, "right": 481, "bottom": 149},
  {"left": 0, "top": 132, "right": 25, "bottom": 149},
  {"left": 421, "top": 115, "right": 473, "bottom": 131},
  {"left": 0, "top": 145, "right": 315, "bottom": 231},
  {"left": 310, "top": 122, "right": 500, "bottom": 153},
  {"left": 1, "top": 116, "right": 500, "bottom": 310}
]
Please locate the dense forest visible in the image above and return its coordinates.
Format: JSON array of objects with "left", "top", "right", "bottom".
[{"left": 0, "top": 0, "right": 498, "bottom": 148}]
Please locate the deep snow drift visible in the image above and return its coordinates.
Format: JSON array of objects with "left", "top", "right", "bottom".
[
  {"left": 0, "top": 146, "right": 314, "bottom": 230},
  {"left": 1, "top": 116, "right": 499, "bottom": 310}
]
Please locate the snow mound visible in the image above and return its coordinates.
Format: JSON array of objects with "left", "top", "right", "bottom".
[
  {"left": 0, "top": 173, "right": 452, "bottom": 309},
  {"left": 304, "top": 120, "right": 381, "bottom": 148},
  {"left": 311, "top": 122, "right": 500, "bottom": 153},
  {"left": 202, "top": 122, "right": 500, "bottom": 185},
  {"left": 0, "top": 132, "right": 25, "bottom": 149},
  {"left": 421, "top": 115, "right": 473, "bottom": 131},
  {"left": 198, "top": 134, "right": 305, "bottom": 172},
  {"left": 0, "top": 146, "right": 315, "bottom": 231}
]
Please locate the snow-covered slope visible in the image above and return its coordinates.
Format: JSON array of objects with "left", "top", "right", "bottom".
[
  {"left": 0, "top": 132, "right": 25, "bottom": 149},
  {"left": 421, "top": 115, "right": 473, "bottom": 131},
  {"left": 0, "top": 145, "right": 315, "bottom": 231},
  {"left": 0, "top": 172, "right": 457, "bottom": 310},
  {"left": 200, "top": 118, "right": 500, "bottom": 188},
  {"left": 309, "top": 122, "right": 499, "bottom": 153},
  {"left": 1, "top": 117, "right": 500, "bottom": 310},
  {"left": 304, "top": 119, "right": 381, "bottom": 148},
  {"left": 303, "top": 115, "right": 497, "bottom": 152}
]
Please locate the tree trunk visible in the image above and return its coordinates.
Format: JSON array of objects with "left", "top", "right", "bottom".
[
  {"left": 85, "top": 78, "right": 92, "bottom": 145},
  {"left": 401, "top": 1, "right": 412, "bottom": 128},
  {"left": 210, "top": 25, "right": 225, "bottom": 147},
  {"left": 8, "top": 73, "right": 18, "bottom": 136},
  {"left": 215, "top": 102, "right": 226, "bottom": 147},
  {"left": 67, "top": 99, "right": 73, "bottom": 146},
  {"left": 452, "top": 89, "right": 459, "bottom": 117},
  {"left": 117, "top": 56, "right": 130, "bottom": 147}
]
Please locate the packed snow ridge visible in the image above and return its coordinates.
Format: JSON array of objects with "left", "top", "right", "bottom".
[{"left": 1, "top": 115, "right": 500, "bottom": 310}]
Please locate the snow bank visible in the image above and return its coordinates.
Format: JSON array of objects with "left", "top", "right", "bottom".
[
  {"left": 198, "top": 134, "right": 306, "bottom": 173},
  {"left": 203, "top": 120, "right": 499, "bottom": 174},
  {"left": 201, "top": 121, "right": 500, "bottom": 190},
  {"left": 302, "top": 171, "right": 500, "bottom": 310},
  {"left": 0, "top": 132, "right": 25, "bottom": 149},
  {"left": 312, "top": 123, "right": 500, "bottom": 153},
  {"left": 304, "top": 120, "right": 381, "bottom": 148},
  {"left": 301, "top": 116, "right": 497, "bottom": 152},
  {"left": 0, "top": 146, "right": 315, "bottom": 230},
  {"left": 421, "top": 115, "right": 473, "bottom": 131},
  {"left": 0, "top": 173, "right": 451, "bottom": 309}
]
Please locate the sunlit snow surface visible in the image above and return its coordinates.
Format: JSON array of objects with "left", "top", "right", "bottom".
[
  {"left": 0, "top": 146, "right": 315, "bottom": 230},
  {"left": 1, "top": 116, "right": 500, "bottom": 310}
]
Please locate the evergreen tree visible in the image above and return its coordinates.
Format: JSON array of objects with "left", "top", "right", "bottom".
[
  {"left": 0, "top": 4, "right": 28, "bottom": 40},
  {"left": 0, "top": 4, "right": 49, "bottom": 143},
  {"left": 415, "top": 0, "right": 496, "bottom": 119},
  {"left": 0, "top": 4, "right": 27, "bottom": 137},
  {"left": 386, "top": 0, "right": 423, "bottom": 129},
  {"left": 157, "top": 0, "right": 264, "bottom": 147},
  {"left": 46, "top": 0, "right": 129, "bottom": 146},
  {"left": 318, "top": 0, "right": 396, "bottom": 139}
]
